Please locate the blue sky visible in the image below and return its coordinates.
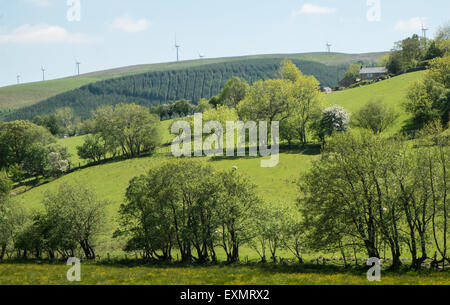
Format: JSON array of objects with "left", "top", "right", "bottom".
[{"left": 0, "top": 0, "right": 448, "bottom": 87}]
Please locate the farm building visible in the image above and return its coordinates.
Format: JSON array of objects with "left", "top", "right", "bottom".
[{"left": 359, "top": 67, "right": 388, "bottom": 81}]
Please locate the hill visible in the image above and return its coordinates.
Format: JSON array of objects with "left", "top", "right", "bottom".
[
  {"left": 12, "top": 71, "right": 422, "bottom": 255},
  {"left": 325, "top": 71, "right": 425, "bottom": 132},
  {"left": 0, "top": 52, "right": 386, "bottom": 120}
]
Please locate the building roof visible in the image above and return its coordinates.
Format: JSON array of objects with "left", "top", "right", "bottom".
[{"left": 360, "top": 67, "right": 388, "bottom": 74}]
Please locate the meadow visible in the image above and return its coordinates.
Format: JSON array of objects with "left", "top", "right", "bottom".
[
  {"left": 0, "top": 261, "right": 448, "bottom": 285},
  {"left": 5, "top": 70, "right": 446, "bottom": 285}
]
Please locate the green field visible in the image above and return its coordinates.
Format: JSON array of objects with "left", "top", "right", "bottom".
[
  {"left": 0, "top": 52, "right": 386, "bottom": 112},
  {"left": 6, "top": 71, "right": 436, "bottom": 285},
  {"left": 326, "top": 71, "right": 424, "bottom": 132},
  {"left": 0, "top": 262, "right": 448, "bottom": 285}
]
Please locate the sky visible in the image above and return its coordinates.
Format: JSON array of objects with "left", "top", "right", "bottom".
[{"left": 0, "top": 0, "right": 449, "bottom": 87}]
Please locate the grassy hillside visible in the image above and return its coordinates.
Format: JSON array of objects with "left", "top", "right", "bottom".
[
  {"left": 325, "top": 71, "right": 425, "bottom": 132},
  {"left": 13, "top": 71, "right": 422, "bottom": 245},
  {"left": 0, "top": 52, "right": 386, "bottom": 115}
]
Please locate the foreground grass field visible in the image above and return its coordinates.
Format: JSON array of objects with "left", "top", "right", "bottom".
[{"left": 0, "top": 262, "right": 448, "bottom": 285}]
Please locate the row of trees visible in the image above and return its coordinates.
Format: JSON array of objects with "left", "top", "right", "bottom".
[
  {"left": 115, "top": 160, "right": 305, "bottom": 264},
  {"left": 0, "top": 121, "right": 71, "bottom": 182},
  {"left": 385, "top": 24, "right": 450, "bottom": 75},
  {"left": 0, "top": 181, "right": 108, "bottom": 260},
  {"left": 198, "top": 60, "right": 397, "bottom": 148},
  {"left": 300, "top": 125, "right": 449, "bottom": 269}
]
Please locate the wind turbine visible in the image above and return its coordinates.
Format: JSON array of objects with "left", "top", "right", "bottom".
[
  {"left": 326, "top": 42, "right": 332, "bottom": 53},
  {"left": 41, "top": 66, "right": 46, "bottom": 81},
  {"left": 175, "top": 35, "right": 181, "bottom": 62},
  {"left": 421, "top": 24, "right": 429, "bottom": 40},
  {"left": 75, "top": 60, "right": 81, "bottom": 76},
  {"left": 16, "top": 74, "right": 21, "bottom": 85}
]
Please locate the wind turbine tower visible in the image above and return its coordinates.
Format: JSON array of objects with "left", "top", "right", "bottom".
[
  {"left": 421, "top": 24, "right": 429, "bottom": 39},
  {"left": 326, "top": 42, "right": 332, "bottom": 53},
  {"left": 41, "top": 67, "right": 46, "bottom": 81},
  {"left": 16, "top": 74, "right": 20, "bottom": 84},
  {"left": 76, "top": 61, "right": 81, "bottom": 76},
  {"left": 175, "top": 36, "right": 181, "bottom": 62}
]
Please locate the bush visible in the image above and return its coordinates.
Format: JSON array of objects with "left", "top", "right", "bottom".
[{"left": 352, "top": 100, "right": 398, "bottom": 133}]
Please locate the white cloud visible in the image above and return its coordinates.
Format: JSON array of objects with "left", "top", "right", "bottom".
[
  {"left": 111, "top": 17, "right": 151, "bottom": 33},
  {"left": 0, "top": 24, "right": 97, "bottom": 44},
  {"left": 394, "top": 17, "right": 427, "bottom": 32},
  {"left": 27, "top": 0, "right": 51, "bottom": 7},
  {"left": 292, "top": 3, "right": 336, "bottom": 16}
]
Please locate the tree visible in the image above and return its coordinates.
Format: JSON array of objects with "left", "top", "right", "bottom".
[
  {"left": 238, "top": 79, "right": 291, "bottom": 122},
  {"left": 386, "top": 51, "right": 404, "bottom": 75},
  {"left": 299, "top": 131, "right": 404, "bottom": 267},
  {"left": 41, "top": 183, "right": 108, "bottom": 259},
  {"left": 217, "top": 77, "right": 249, "bottom": 108},
  {"left": 425, "top": 41, "right": 444, "bottom": 60},
  {"left": 55, "top": 107, "right": 79, "bottom": 136},
  {"left": 215, "top": 170, "right": 261, "bottom": 263},
  {"left": 0, "top": 121, "right": 54, "bottom": 170},
  {"left": 286, "top": 74, "right": 323, "bottom": 145},
  {"left": 405, "top": 56, "right": 450, "bottom": 128},
  {"left": 314, "top": 105, "right": 350, "bottom": 143},
  {"left": 77, "top": 134, "right": 108, "bottom": 164},
  {"left": 196, "top": 98, "right": 213, "bottom": 113},
  {"left": 116, "top": 160, "right": 261, "bottom": 264},
  {"left": 344, "top": 64, "right": 362, "bottom": 82},
  {"left": 91, "top": 103, "right": 161, "bottom": 158},
  {"left": 33, "top": 114, "right": 61, "bottom": 136},
  {"left": 278, "top": 59, "right": 302, "bottom": 82},
  {"left": 352, "top": 100, "right": 398, "bottom": 133},
  {"left": 22, "top": 143, "right": 50, "bottom": 182},
  {"left": 0, "top": 172, "right": 13, "bottom": 259}
]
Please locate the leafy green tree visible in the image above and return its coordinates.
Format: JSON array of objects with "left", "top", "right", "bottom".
[
  {"left": 0, "top": 121, "right": 54, "bottom": 170},
  {"left": 91, "top": 103, "right": 161, "bottom": 158},
  {"left": 286, "top": 74, "right": 323, "bottom": 145},
  {"left": 217, "top": 77, "right": 249, "bottom": 108},
  {"left": 22, "top": 143, "right": 50, "bottom": 182},
  {"left": 41, "top": 183, "right": 109, "bottom": 259},
  {"left": 215, "top": 170, "right": 261, "bottom": 263},
  {"left": 352, "top": 100, "right": 398, "bottom": 133},
  {"left": 55, "top": 107, "right": 79, "bottom": 136},
  {"left": 405, "top": 56, "right": 450, "bottom": 127},
  {"left": 278, "top": 59, "right": 302, "bottom": 82},
  {"left": 238, "top": 79, "right": 291, "bottom": 122},
  {"left": 0, "top": 172, "right": 13, "bottom": 259},
  {"left": 344, "top": 64, "right": 362, "bottom": 81},
  {"left": 386, "top": 51, "right": 404, "bottom": 75},
  {"left": 33, "top": 114, "right": 61, "bottom": 136},
  {"left": 196, "top": 98, "right": 213, "bottom": 113},
  {"left": 299, "top": 131, "right": 402, "bottom": 266},
  {"left": 77, "top": 135, "right": 108, "bottom": 164}
]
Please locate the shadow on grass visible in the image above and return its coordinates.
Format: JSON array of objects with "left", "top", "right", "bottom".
[
  {"left": 207, "top": 143, "right": 321, "bottom": 162},
  {"left": 3, "top": 258, "right": 444, "bottom": 277}
]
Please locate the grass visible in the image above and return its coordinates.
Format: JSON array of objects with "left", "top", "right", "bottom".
[
  {"left": 8, "top": 70, "right": 440, "bottom": 285},
  {"left": 0, "top": 52, "right": 386, "bottom": 111},
  {"left": 14, "top": 71, "right": 424, "bottom": 256},
  {"left": 0, "top": 261, "right": 448, "bottom": 285},
  {"left": 325, "top": 71, "right": 425, "bottom": 133}
]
